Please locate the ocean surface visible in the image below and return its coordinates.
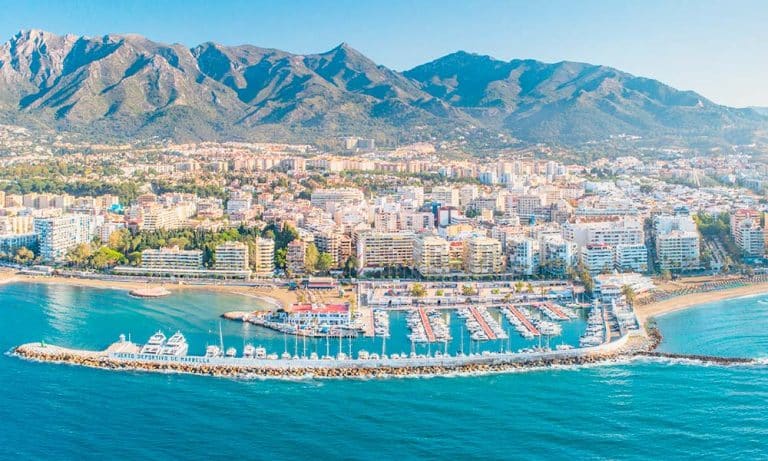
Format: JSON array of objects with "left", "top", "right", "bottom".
[{"left": 1, "top": 282, "right": 767, "bottom": 460}]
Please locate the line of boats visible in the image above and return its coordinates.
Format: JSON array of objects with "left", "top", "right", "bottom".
[
  {"left": 406, "top": 308, "right": 452, "bottom": 343},
  {"left": 373, "top": 309, "right": 390, "bottom": 338},
  {"left": 458, "top": 307, "right": 509, "bottom": 341},
  {"left": 579, "top": 307, "right": 606, "bottom": 348}
]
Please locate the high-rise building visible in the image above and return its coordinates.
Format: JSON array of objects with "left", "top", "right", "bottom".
[
  {"left": 356, "top": 231, "right": 415, "bottom": 270},
  {"left": 34, "top": 214, "right": 101, "bottom": 262},
  {"left": 463, "top": 236, "right": 503, "bottom": 275},
  {"left": 286, "top": 240, "right": 307, "bottom": 275},
  {"left": 214, "top": 241, "right": 250, "bottom": 272},
  {"left": 414, "top": 235, "right": 450, "bottom": 276},
  {"left": 654, "top": 214, "right": 700, "bottom": 271},
  {"left": 252, "top": 238, "right": 275, "bottom": 277},
  {"left": 140, "top": 247, "right": 203, "bottom": 270}
]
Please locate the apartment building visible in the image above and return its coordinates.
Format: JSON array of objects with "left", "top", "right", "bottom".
[
  {"left": 356, "top": 231, "right": 415, "bottom": 270},
  {"left": 214, "top": 241, "right": 250, "bottom": 272},
  {"left": 413, "top": 235, "right": 450, "bottom": 276},
  {"left": 463, "top": 236, "right": 503, "bottom": 275}
]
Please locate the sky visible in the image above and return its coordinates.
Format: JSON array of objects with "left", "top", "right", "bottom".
[{"left": 1, "top": 0, "right": 766, "bottom": 107}]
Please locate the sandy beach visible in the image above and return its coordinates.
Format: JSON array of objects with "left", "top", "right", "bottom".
[
  {"left": 0, "top": 268, "right": 297, "bottom": 309},
  {"left": 635, "top": 281, "right": 768, "bottom": 321}
]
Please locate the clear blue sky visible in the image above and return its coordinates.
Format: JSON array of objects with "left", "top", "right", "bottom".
[{"left": 1, "top": 0, "right": 766, "bottom": 107}]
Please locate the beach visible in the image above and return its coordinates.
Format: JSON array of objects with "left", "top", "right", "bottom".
[
  {"left": 636, "top": 280, "right": 768, "bottom": 321},
  {"left": 0, "top": 268, "right": 296, "bottom": 310}
]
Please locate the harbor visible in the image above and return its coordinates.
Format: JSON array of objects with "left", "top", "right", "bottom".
[{"left": 12, "top": 299, "right": 654, "bottom": 378}]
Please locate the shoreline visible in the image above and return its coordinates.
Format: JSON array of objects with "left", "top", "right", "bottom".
[
  {"left": 635, "top": 281, "right": 768, "bottom": 322},
  {"left": 0, "top": 268, "right": 291, "bottom": 310}
]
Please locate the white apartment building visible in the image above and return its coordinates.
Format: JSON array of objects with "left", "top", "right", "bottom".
[
  {"left": 310, "top": 188, "right": 364, "bottom": 210},
  {"left": 214, "top": 241, "right": 250, "bottom": 272},
  {"left": 252, "top": 237, "right": 275, "bottom": 277},
  {"left": 430, "top": 186, "right": 458, "bottom": 207},
  {"left": 732, "top": 220, "right": 765, "bottom": 257},
  {"left": 463, "top": 236, "right": 503, "bottom": 275},
  {"left": 141, "top": 247, "right": 203, "bottom": 270},
  {"left": 539, "top": 234, "right": 576, "bottom": 277},
  {"left": 414, "top": 235, "right": 450, "bottom": 276},
  {"left": 654, "top": 214, "right": 701, "bottom": 271},
  {"left": 356, "top": 231, "right": 415, "bottom": 270},
  {"left": 615, "top": 243, "right": 649, "bottom": 273},
  {"left": 580, "top": 244, "right": 615, "bottom": 275},
  {"left": 34, "top": 214, "right": 102, "bottom": 262},
  {"left": 508, "top": 237, "right": 539, "bottom": 276}
]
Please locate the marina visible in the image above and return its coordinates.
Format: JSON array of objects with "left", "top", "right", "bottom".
[{"left": 503, "top": 305, "right": 541, "bottom": 339}]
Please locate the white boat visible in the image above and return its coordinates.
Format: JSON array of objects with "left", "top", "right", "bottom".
[
  {"left": 254, "top": 346, "right": 267, "bottom": 359},
  {"left": 160, "top": 331, "right": 189, "bottom": 356},
  {"left": 205, "top": 345, "right": 222, "bottom": 357},
  {"left": 243, "top": 344, "right": 256, "bottom": 358},
  {"left": 358, "top": 350, "right": 370, "bottom": 360},
  {"left": 225, "top": 347, "right": 237, "bottom": 358},
  {"left": 140, "top": 331, "right": 167, "bottom": 355}
]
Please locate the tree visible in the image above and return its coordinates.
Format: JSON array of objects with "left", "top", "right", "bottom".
[
  {"left": 128, "top": 251, "right": 142, "bottom": 266},
  {"left": 14, "top": 247, "right": 34, "bottom": 265},
  {"left": 168, "top": 237, "right": 190, "bottom": 249},
  {"left": 91, "top": 246, "right": 126, "bottom": 269},
  {"left": 514, "top": 281, "right": 525, "bottom": 293},
  {"left": 107, "top": 229, "right": 131, "bottom": 252},
  {"left": 275, "top": 248, "right": 288, "bottom": 269},
  {"left": 660, "top": 269, "right": 672, "bottom": 281},
  {"left": 67, "top": 243, "right": 93, "bottom": 267},
  {"left": 621, "top": 284, "right": 637, "bottom": 307},
  {"left": 317, "top": 252, "right": 334, "bottom": 273},
  {"left": 305, "top": 243, "right": 319, "bottom": 273},
  {"left": 411, "top": 283, "right": 427, "bottom": 297}
]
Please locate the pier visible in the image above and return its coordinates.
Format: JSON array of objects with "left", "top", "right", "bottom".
[
  {"left": 418, "top": 308, "right": 437, "bottom": 342},
  {"left": 505, "top": 306, "right": 540, "bottom": 336},
  {"left": 540, "top": 302, "right": 569, "bottom": 320},
  {"left": 468, "top": 307, "right": 497, "bottom": 340}
]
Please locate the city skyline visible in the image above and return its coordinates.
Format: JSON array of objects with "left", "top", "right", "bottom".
[{"left": 0, "top": 0, "right": 766, "bottom": 107}]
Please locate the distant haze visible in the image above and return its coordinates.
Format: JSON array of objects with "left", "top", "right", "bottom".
[{"left": 1, "top": 0, "right": 767, "bottom": 107}]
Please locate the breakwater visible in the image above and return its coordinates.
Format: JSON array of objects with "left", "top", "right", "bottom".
[{"left": 12, "top": 333, "right": 645, "bottom": 379}]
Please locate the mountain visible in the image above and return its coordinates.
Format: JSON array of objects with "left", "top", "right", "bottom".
[{"left": 0, "top": 29, "right": 765, "bottom": 146}]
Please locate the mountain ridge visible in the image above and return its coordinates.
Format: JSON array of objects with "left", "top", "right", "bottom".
[{"left": 0, "top": 29, "right": 764, "bottom": 146}]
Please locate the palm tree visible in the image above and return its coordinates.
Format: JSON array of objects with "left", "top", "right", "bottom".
[
  {"left": 514, "top": 281, "right": 525, "bottom": 293},
  {"left": 621, "top": 284, "right": 637, "bottom": 307}
]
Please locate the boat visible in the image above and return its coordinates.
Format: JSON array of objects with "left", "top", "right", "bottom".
[
  {"left": 225, "top": 347, "right": 237, "bottom": 358},
  {"left": 254, "top": 346, "right": 267, "bottom": 359},
  {"left": 140, "top": 331, "right": 167, "bottom": 355},
  {"left": 243, "top": 344, "right": 256, "bottom": 358},
  {"left": 358, "top": 350, "right": 370, "bottom": 360},
  {"left": 160, "top": 331, "right": 189, "bottom": 356},
  {"left": 205, "top": 345, "right": 222, "bottom": 357}
]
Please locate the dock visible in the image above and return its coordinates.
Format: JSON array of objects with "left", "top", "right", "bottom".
[
  {"left": 543, "top": 302, "right": 570, "bottom": 320},
  {"left": 506, "top": 306, "right": 540, "bottom": 336},
  {"left": 468, "top": 307, "right": 497, "bottom": 340},
  {"left": 418, "top": 308, "right": 436, "bottom": 342}
]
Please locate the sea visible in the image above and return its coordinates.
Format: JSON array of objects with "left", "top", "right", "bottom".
[{"left": 1, "top": 282, "right": 767, "bottom": 460}]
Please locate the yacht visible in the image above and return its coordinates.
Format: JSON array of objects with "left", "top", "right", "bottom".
[
  {"left": 205, "top": 345, "right": 222, "bottom": 357},
  {"left": 225, "top": 347, "right": 237, "bottom": 358},
  {"left": 160, "top": 331, "right": 189, "bottom": 357},
  {"left": 140, "top": 331, "right": 167, "bottom": 355},
  {"left": 243, "top": 344, "right": 256, "bottom": 358},
  {"left": 254, "top": 346, "right": 267, "bottom": 359},
  {"left": 357, "top": 350, "right": 370, "bottom": 360}
]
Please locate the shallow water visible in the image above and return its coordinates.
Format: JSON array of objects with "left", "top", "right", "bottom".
[{"left": 2, "top": 283, "right": 767, "bottom": 460}]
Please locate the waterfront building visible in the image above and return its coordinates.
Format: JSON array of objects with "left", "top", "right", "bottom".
[
  {"left": 34, "top": 214, "right": 101, "bottom": 262},
  {"left": 141, "top": 247, "right": 203, "bottom": 270},
  {"left": 615, "top": 243, "right": 649, "bottom": 273},
  {"left": 508, "top": 236, "right": 539, "bottom": 276},
  {"left": 252, "top": 237, "right": 275, "bottom": 277},
  {"left": 654, "top": 214, "right": 701, "bottom": 271},
  {"left": 539, "top": 234, "right": 576, "bottom": 277},
  {"left": 413, "top": 235, "right": 450, "bottom": 276},
  {"left": 356, "top": 231, "right": 415, "bottom": 271},
  {"left": 734, "top": 219, "right": 765, "bottom": 257},
  {"left": 214, "top": 241, "right": 250, "bottom": 273},
  {"left": 0, "top": 232, "right": 37, "bottom": 256},
  {"left": 286, "top": 240, "right": 307, "bottom": 275},
  {"left": 463, "top": 236, "right": 503, "bottom": 275},
  {"left": 580, "top": 243, "right": 615, "bottom": 275},
  {"left": 430, "top": 186, "right": 458, "bottom": 207}
]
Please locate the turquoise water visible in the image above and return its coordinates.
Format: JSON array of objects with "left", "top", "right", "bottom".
[{"left": 2, "top": 283, "right": 768, "bottom": 460}]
